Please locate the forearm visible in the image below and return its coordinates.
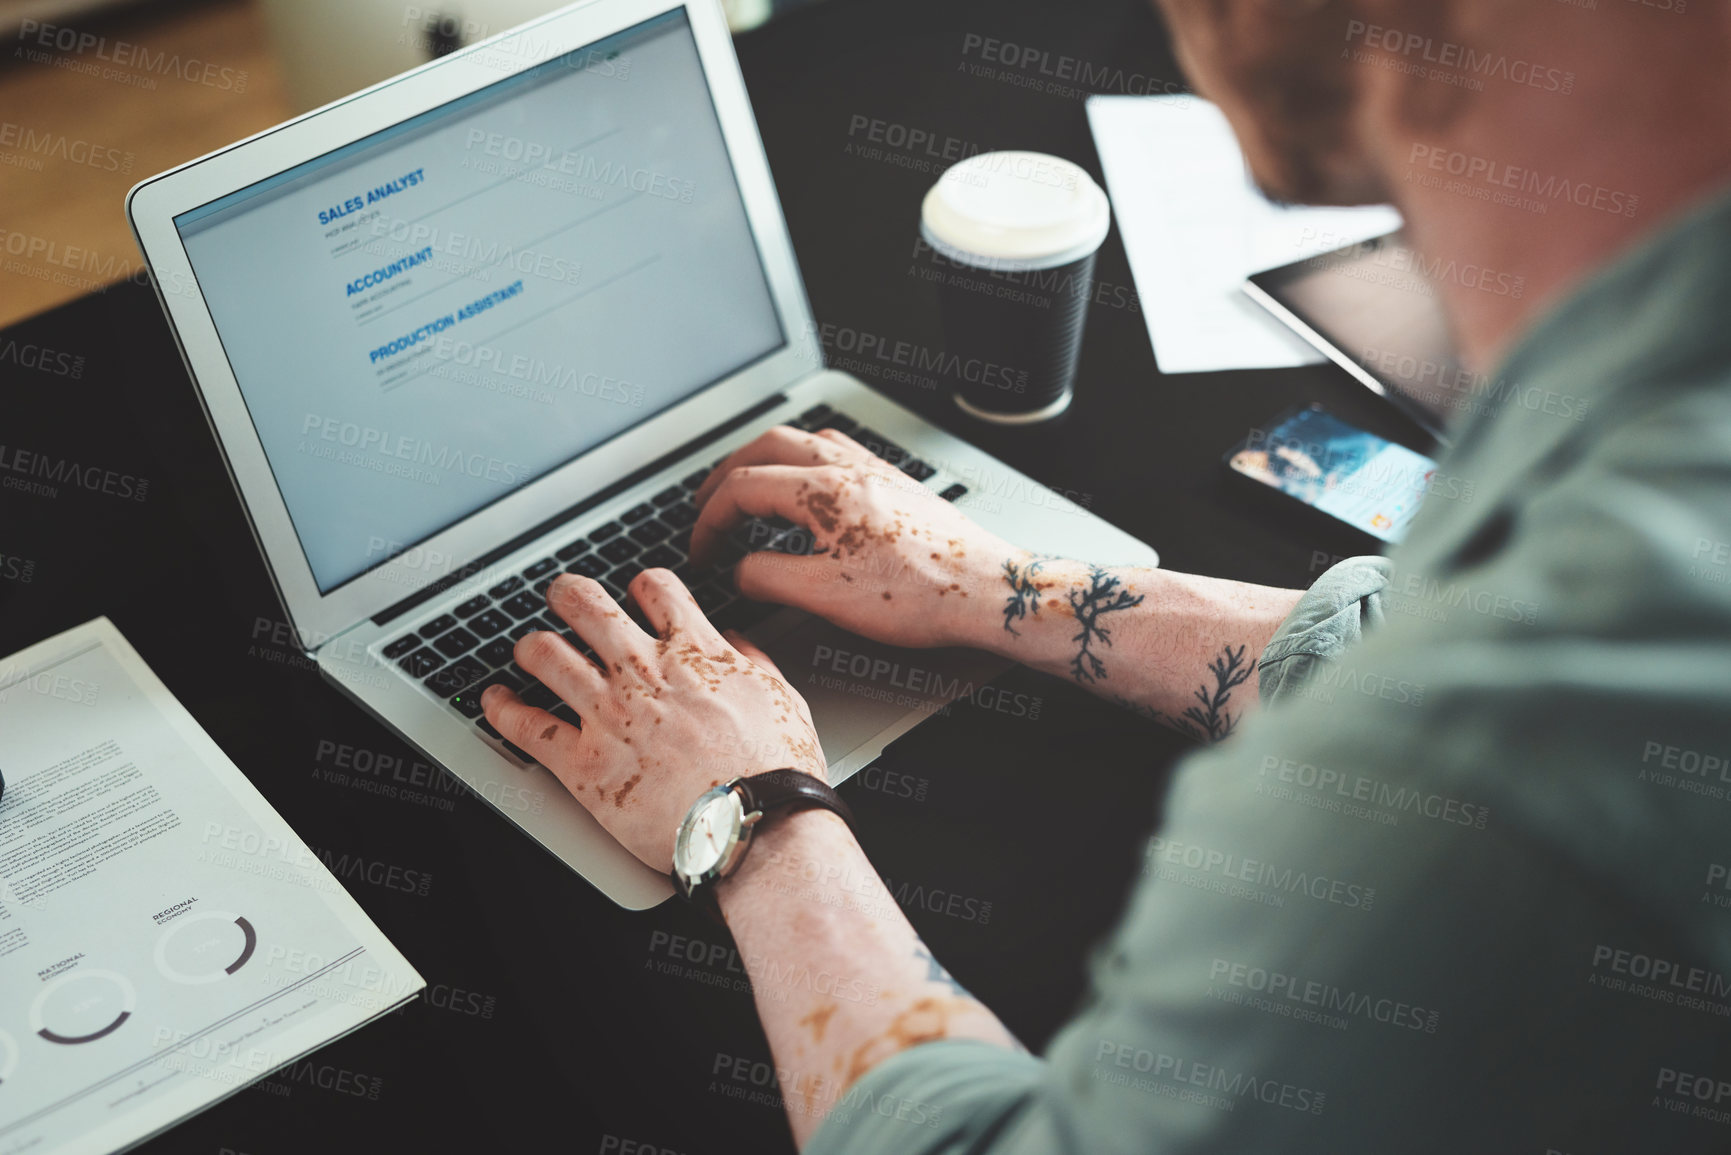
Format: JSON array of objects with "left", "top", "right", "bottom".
[
  {"left": 966, "top": 554, "right": 1303, "bottom": 741},
  {"left": 716, "top": 809, "right": 1019, "bottom": 1148}
]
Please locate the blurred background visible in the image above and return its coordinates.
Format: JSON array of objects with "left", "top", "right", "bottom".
[{"left": 0, "top": 0, "right": 824, "bottom": 327}]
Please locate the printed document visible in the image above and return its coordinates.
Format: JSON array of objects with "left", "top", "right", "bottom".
[
  {"left": 1086, "top": 94, "right": 1402, "bottom": 374},
  {"left": 0, "top": 618, "right": 423, "bottom": 1154}
]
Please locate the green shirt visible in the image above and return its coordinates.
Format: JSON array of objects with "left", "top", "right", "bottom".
[{"left": 808, "top": 187, "right": 1731, "bottom": 1154}]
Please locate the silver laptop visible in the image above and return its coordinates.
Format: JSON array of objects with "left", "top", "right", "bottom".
[{"left": 126, "top": 0, "right": 1159, "bottom": 908}]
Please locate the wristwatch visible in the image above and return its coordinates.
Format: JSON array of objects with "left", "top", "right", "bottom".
[{"left": 672, "top": 769, "right": 854, "bottom": 911}]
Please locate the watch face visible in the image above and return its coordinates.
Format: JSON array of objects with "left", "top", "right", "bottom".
[{"left": 675, "top": 789, "right": 741, "bottom": 879}]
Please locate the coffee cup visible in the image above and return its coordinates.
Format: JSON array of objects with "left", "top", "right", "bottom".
[{"left": 919, "top": 150, "right": 1111, "bottom": 424}]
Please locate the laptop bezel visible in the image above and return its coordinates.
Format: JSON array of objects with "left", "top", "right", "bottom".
[{"left": 126, "top": 0, "right": 820, "bottom": 651}]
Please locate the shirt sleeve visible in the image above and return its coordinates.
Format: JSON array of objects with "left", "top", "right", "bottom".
[{"left": 1254, "top": 556, "right": 1390, "bottom": 709}]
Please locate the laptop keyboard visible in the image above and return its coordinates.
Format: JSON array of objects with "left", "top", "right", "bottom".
[{"left": 381, "top": 404, "right": 968, "bottom": 764}]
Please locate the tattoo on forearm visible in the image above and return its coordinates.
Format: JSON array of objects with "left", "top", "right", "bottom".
[
  {"left": 1113, "top": 643, "right": 1252, "bottom": 742},
  {"left": 1183, "top": 643, "right": 1250, "bottom": 740},
  {"left": 1001, "top": 558, "right": 1044, "bottom": 635},
  {"left": 1068, "top": 566, "right": 1145, "bottom": 684},
  {"left": 914, "top": 945, "right": 970, "bottom": 997}
]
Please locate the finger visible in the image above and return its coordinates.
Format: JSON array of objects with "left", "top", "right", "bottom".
[
  {"left": 481, "top": 684, "right": 583, "bottom": 781},
  {"left": 545, "top": 574, "right": 652, "bottom": 676},
  {"left": 812, "top": 426, "right": 890, "bottom": 466},
  {"left": 689, "top": 463, "right": 843, "bottom": 568},
  {"left": 628, "top": 568, "right": 720, "bottom": 641},
  {"left": 721, "top": 628, "right": 785, "bottom": 678},
  {"left": 512, "top": 628, "right": 605, "bottom": 708},
  {"left": 693, "top": 425, "right": 858, "bottom": 508},
  {"left": 732, "top": 549, "right": 835, "bottom": 610}
]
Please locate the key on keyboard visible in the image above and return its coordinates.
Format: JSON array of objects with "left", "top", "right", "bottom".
[
  {"left": 629, "top": 520, "right": 672, "bottom": 547},
  {"left": 599, "top": 537, "right": 639, "bottom": 564},
  {"left": 477, "top": 638, "right": 516, "bottom": 667},
  {"left": 419, "top": 614, "right": 457, "bottom": 639},
  {"left": 569, "top": 553, "right": 609, "bottom": 578},
  {"left": 426, "top": 658, "right": 486, "bottom": 697},
  {"left": 469, "top": 610, "right": 511, "bottom": 638},
  {"left": 433, "top": 628, "right": 479, "bottom": 659},
  {"left": 500, "top": 591, "right": 543, "bottom": 619},
  {"left": 398, "top": 648, "right": 443, "bottom": 678}
]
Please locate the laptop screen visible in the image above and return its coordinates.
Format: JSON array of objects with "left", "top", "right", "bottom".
[{"left": 176, "top": 10, "right": 784, "bottom": 594}]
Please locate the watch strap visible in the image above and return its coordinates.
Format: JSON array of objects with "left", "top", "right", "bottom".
[
  {"left": 677, "top": 770, "right": 853, "bottom": 918},
  {"left": 735, "top": 768, "right": 854, "bottom": 829}
]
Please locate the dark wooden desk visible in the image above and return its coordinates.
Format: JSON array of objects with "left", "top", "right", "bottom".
[{"left": 0, "top": 0, "right": 1423, "bottom": 1150}]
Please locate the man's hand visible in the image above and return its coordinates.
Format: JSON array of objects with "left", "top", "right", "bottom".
[
  {"left": 690, "top": 425, "right": 1015, "bottom": 650},
  {"left": 479, "top": 569, "right": 823, "bottom": 874},
  {"left": 693, "top": 424, "right": 1308, "bottom": 744}
]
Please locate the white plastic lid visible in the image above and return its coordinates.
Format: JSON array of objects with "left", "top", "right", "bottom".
[{"left": 921, "top": 151, "right": 1111, "bottom": 273}]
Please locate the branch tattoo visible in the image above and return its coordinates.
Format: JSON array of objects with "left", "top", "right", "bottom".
[
  {"left": 915, "top": 944, "right": 969, "bottom": 997},
  {"left": 1117, "top": 644, "right": 1253, "bottom": 742},
  {"left": 1001, "top": 558, "right": 1044, "bottom": 636},
  {"left": 1180, "top": 643, "right": 1251, "bottom": 741},
  {"left": 998, "top": 558, "right": 1248, "bottom": 740},
  {"left": 1067, "top": 566, "right": 1145, "bottom": 684}
]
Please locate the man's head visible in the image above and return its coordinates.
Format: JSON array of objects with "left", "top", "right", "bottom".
[
  {"left": 1153, "top": 0, "right": 1731, "bottom": 364},
  {"left": 1153, "top": 0, "right": 1386, "bottom": 205},
  {"left": 1153, "top": 0, "right": 1731, "bottom": 206}
]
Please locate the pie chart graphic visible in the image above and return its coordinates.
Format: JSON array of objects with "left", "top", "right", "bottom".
[
  {"left": 154, "top": 912, "right": 257, "bottom": 985},
  {"left": 0, "top": 1028, "right": 16, "bottom": 1083},
  {"left": 30, "top": 970, "right": 137, "bottom": 1045}
]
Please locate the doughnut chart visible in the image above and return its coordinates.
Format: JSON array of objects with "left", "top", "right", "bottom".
[
  {"left": 30, "top": 970, "right": 137, "bottom": 1046},
  {"left": 154, "top": 912, "right": 257, "bottom": 985}
]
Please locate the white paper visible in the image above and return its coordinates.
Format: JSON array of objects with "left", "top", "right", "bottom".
[
  {"left": 1086, "top": 94, "right": 1402, "bottom": 374},
  {"left": 0, "top": 618, "right": 423, "bottom": 1155}
]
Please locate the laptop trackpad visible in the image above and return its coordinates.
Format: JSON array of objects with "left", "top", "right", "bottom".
[{"left": 753, "top": 614, "right": 1012, "bottom": 782}]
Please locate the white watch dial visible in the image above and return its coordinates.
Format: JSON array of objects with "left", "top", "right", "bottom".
[{"left": 677, "top": 790, "right": 741, "bottom": 878}]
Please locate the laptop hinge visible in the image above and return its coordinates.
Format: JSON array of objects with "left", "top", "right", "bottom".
[{"left": 370, "top": 392, "right": 791, "bottom": 627}]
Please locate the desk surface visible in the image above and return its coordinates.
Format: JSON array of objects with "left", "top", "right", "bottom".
[{"left": 0, "top": 0, "right": 1424, "bottom": 1150}]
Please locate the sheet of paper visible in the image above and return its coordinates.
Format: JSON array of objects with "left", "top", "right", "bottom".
[
  {"left": 1086, "top": 94, "right": 1403, "bottom": 374},
  {"left": 0, "top": 618, "right": 423, "bottom": 1155}
]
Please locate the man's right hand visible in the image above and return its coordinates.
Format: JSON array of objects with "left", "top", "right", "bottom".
[{"left": 689, "top": 425, "right": 1015, "bottom": 651}]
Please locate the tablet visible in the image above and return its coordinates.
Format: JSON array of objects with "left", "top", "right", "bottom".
[{"left": 1244, "top": 232, "right": 1484, "bottom": 444}]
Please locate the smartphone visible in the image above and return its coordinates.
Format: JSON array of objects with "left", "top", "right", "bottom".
[{"left": 1224, "top": 404, "right": 1439, "bottom": 544}]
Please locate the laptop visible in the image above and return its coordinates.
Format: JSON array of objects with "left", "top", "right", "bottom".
[{"left": 126, "top": 0, "right": 1160, "bottom": 908}]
